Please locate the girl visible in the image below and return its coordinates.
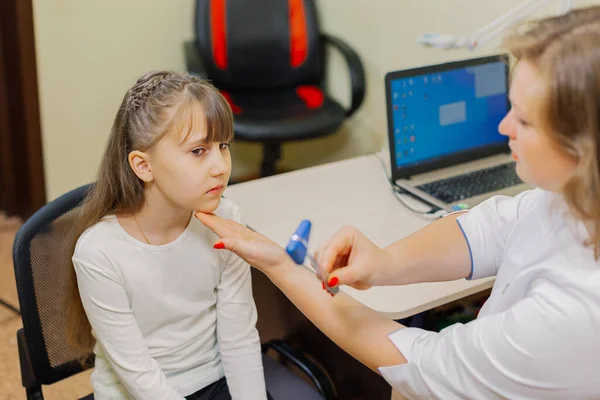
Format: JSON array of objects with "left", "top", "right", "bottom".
[
  {"left": 67, "top": 71, "right": 269, "bottom": 400},
  {"left": 196, "top": 6, "right": 600, "bottom": 399}
]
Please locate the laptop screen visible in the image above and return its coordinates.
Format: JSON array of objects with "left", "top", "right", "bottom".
[{"left": 386, "top": 55, "right": 510, "bottom": 178}]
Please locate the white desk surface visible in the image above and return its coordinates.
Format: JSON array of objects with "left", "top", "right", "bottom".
[{"left": 224, "top": 154, "right": 493, "bottom": 320}]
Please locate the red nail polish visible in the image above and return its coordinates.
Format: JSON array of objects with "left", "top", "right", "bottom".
[
  {"left": 328, "top": 277, "right": 339, "bottom": 287},
  {"left": 322, "top": 282, "right": 326, "bottom": 290},
  {"left": 213, "top": 242, "right": 225, "bottom": 249}
]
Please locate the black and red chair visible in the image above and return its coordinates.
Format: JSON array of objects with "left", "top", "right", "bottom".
[{"left": 185, "top": 0, "right": 365, "bottom": 177}]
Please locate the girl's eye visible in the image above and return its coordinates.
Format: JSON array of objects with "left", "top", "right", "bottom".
[
  {"left": 191, "top": 147, "right": 206, "bottom": 156},
  {"left": 220, "top": 142, "right": 231, "bottom": 150},
  {"left": 517, "top": 118, "right": 530, "bottom": 127}
]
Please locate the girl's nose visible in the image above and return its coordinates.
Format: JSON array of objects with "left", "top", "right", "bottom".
[{"left": 210, "top": 148, "right": 229, "bottom": 176}]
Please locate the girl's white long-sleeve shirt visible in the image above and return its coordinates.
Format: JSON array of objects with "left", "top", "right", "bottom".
[
  {"left": 73, "top": 199, "right": 266, "bottom": 400},
  {"left": 379, "top": 188, "right": 600, "bottom": 399}
]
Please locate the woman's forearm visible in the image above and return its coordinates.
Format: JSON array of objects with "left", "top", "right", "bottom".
[
  {"left": 377, "top": 212, "right": 472, "bottom": 286},
  {"left": 266, "top": 261, "right": 407, "bottom": 372},
  {"left": 261, "top": 213, "right": 471, "bottom": 373}
]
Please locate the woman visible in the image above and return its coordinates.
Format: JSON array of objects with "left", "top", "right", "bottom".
[{"left": 196, "top": 6, "right": 600, "bottom": 399}]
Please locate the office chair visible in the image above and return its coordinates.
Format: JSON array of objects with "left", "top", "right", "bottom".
[
  {"left": 185, "top": 0, "right": 366, "bottom": 177},
  {"left": 12, "top": 184, "right": 336, "bottom": 400}
]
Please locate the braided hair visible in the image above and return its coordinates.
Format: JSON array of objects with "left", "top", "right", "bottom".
[{"left": 125, "top": 72, "right": 171, "bottom": 112}]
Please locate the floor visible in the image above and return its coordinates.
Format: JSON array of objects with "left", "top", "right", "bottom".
[{"left": 0, "top": 213, "right": 92, "bottom": 400}]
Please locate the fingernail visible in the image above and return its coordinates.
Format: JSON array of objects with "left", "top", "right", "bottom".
[
  {"left": 328, "top": 277, "right": 339, "bottom": 287},
  {"left": 213, "top": 242, "right": 225, "bottom": 249},
  {"left": 322, "top": 282, "right": 326, "bottom": 290}
]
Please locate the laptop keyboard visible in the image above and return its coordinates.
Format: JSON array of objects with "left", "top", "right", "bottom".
[{"left": 416, "top": 162, "right": 522, "bottom": 204}]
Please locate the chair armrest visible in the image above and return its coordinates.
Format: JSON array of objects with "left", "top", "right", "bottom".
[
  {"left": 321, "top": 33, "right": 366, "bottom": 118},
  {"left": 184, "top": 40, "right": 208, "bottom": 77},
  {"left": 17, "top": 328, "right": 44, "bottom": 399},
  {"left": 262, "top": 339, "right": 336, "bottom": 400}
]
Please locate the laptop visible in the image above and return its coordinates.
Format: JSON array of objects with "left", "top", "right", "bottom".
[{"left": 385, "top": 54, "right": 532, "bottom": 212}]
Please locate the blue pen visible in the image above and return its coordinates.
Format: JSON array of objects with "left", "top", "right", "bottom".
[{"left": 286, "top": 220, "right": 339, "bottom": 296}]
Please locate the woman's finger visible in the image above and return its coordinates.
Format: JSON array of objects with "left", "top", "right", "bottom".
[
  {"left": 327, "top": 266, "right": 357, "bottom": 287},
  {"left": 332, "top": 252, "right": 349, "bottom": 274},
  {"left": 320, "top": 227, "right": 355, "bottom": 274},
  {"left": 194, "top": 211, "right": 218, "bottom": 231},
  {"left": 315, "top": 239, "right": 329, "bottom": 268},
  {"left": 195, "top": 212, "right": 237, "bottom": 238},
  {"left": 213, "top": 237, "right": 241, "bottom": 254}
]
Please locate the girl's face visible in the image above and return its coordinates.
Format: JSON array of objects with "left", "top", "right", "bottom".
[
  {"left": 132, "top": 104, "right": 232, "bottom": 213},
  {"left": 498, "top": 61, "right": 577, "bottom": 192}
]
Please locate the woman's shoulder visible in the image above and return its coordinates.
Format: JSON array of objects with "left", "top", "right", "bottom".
[
  {"left": 516, "top": 188, "right": 574, "bottom": 225},
  {"left": 502, "top": 187, "right": 556, "bottom": 220}
]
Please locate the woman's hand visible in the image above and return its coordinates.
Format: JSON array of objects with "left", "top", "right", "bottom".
[
  {"left": 316, "top": 226, "right": 393, "bottom": 290},
  {"left": 195, "top": 212, "right": 289, "bottom": 273}
]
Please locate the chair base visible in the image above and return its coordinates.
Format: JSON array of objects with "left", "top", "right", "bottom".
[{"left": 26, "top": 386, "right": 43, "bottom": 400}]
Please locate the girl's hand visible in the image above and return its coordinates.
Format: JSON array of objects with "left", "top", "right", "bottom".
[
  {"left": 195, "top": 212, "right": 289, "bottom": 273},
  {"left": 316, "top": 226, "right": 392, "bottom": 290}
]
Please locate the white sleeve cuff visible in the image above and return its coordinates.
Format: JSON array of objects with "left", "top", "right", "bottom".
[{"left": 378, "top": 328, "right": 435, "bottom": 399}]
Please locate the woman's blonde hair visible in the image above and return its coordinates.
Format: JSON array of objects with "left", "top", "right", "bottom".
[
  {"left": 66, "top": 71, "right": 234, "bottom": 354},
  {"left": 502, "top": 6, "right": 600, "bottom": 258}
]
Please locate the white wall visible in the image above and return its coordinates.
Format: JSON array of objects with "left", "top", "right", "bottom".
[
  {"left": 34, "top": 0, "right": 598, "bottom": 200},
  {"left": 34, "top": 0, "right": 197, "bottom": 200}
]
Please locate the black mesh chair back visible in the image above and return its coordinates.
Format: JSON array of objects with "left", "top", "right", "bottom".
[{"left": 12, "top": 184, "right": 94, "bottom": 399}]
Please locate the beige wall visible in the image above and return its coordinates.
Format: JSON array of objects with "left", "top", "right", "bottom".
[{"left": 34, "top": 0, "right": 598, "bottom": 200}]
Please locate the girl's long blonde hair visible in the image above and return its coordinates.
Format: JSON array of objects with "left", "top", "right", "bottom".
[
  {"left": 66, "top": 71, "right": 234, "bottom": 353},
  {"left": 502, "top": 6, "right": 600, "bottom": 258}
]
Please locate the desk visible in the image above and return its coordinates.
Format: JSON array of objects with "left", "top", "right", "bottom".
[
  {"left": 225, "top": 154, "right": 494, "bottom": 320},
  {"left": 226, "top": 154, "right": 494, "bottom": 399}
]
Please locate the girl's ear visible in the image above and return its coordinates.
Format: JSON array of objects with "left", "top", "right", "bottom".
[{"left": 128, "top": 150, "right": 153, "bottom": 183}]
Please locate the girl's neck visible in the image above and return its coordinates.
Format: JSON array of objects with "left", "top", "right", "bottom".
[{"left": 129, "top": 187, "right": 192, "bottom": 245}]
